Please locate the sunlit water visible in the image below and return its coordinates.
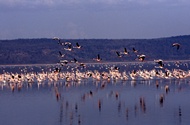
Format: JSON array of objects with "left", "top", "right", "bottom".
[{"left": 0, "top": 61, "right": 190, "bottom": 125}]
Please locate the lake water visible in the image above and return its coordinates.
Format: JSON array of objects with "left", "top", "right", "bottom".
[{"left": 0, "top": 61, "right": 190, "bottom": 125}]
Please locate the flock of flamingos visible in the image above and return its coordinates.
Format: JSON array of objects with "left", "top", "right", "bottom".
[{"left": 0, "top": 39, "right": 189, "bottom": 92}]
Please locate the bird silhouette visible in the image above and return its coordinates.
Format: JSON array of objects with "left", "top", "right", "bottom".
[
  {"left": 137, "top": 54, "right": 145, "bottom": 62},
  {"left": 172, "top": 43, "right": 180, "bottom": 50},
  {"left": 123, "top": 48, "right": 129, "bottom": 55},
  {"left": 116, "top": 51, "right": 122, "bottom": 57},
  {"left": 133, "top": 47, "right": 138, "bottom": 53},
  {"left": 94, "top": 54, "right": 102, "bottom": 62},
  {"left": 71, "top": 58, "right": 78, "bottom": 63},
  {"left": 74, "top": 42, "right": 82, "bottom": 49},
  {"left": 64, "top": 44, "right": 72, "bottom": 51},
  {"left": 60, "top": 60, "right": 68, "bottom": 66},
  {"left": 59, "top": 51, "right": 65, "bottom": 58},
  {"left": 154, "top": 59, "right": 164, "bottom": 68}
]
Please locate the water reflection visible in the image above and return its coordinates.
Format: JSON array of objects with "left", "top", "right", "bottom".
[{"left": 1, "top": 78, "right": 190, "bottom": 125}]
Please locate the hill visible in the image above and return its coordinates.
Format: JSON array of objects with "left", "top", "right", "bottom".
[{"left": 0, "top": 35, "right": 190, "bottom": 65}]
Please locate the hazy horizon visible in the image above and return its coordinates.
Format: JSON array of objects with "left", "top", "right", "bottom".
[
  {"left": 1, "top": 0, "right": 190, "bottom": 39},
  {"left": 1, "top": 34, "right": 190, "bottom": 41}
]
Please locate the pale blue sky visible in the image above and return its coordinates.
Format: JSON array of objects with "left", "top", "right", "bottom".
[{"left": 0, "top": 0, "right": 190, "bottom": 39}]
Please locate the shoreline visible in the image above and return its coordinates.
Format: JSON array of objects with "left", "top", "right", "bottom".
[{"left": 0, "top": 59, "right": 189, "bottom": 67}]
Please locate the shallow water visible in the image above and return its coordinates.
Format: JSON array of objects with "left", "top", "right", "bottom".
[{"left": 0, "top": 61, "right": 190, "bottom": 125}]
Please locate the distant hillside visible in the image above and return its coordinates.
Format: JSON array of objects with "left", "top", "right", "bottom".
[{"left": 0, "top": 35, "right": 190, "bottom": 65}]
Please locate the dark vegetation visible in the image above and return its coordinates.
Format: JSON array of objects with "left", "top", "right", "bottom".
[{"left": 0, "top": 35, "right": 190, "bottom": 65}]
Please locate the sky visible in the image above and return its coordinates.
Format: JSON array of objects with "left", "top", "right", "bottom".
[{"left": 0, "top": 0, "right": 190, "bottom": 39}]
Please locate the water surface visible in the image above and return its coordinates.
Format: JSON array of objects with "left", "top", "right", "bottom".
[{"left": 0, "top": 61, "right": 190, "bottom": 125}]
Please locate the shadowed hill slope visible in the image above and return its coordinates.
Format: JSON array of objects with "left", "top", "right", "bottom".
[{"left": 0, "top": 35, "right": 190, "bottom": 65}]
